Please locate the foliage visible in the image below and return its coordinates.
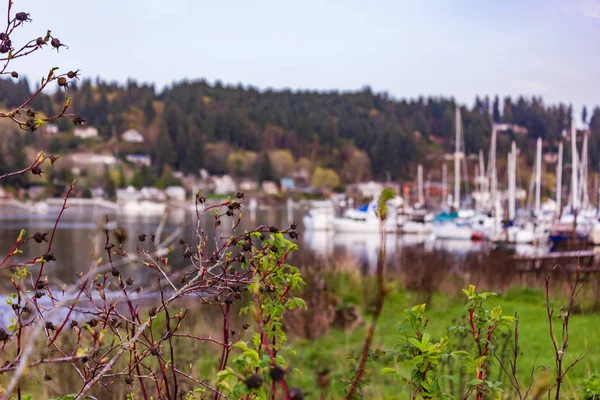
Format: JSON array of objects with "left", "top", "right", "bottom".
[
  {"left": 1, "top": 72, "right": 591, "bottom": 184},
  {"left": 311, "top": 167, "right": 341, "bottom": 189},
  {"left": 579, "top": 375, "right": 600, "bottom": 399},
  {"left": 381, "top": 304, "right": 459, "bottom": 399}
]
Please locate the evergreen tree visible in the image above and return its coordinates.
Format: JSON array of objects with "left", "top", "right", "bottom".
[
  {"left": 154, "top": 127, "right": 177, "bottom": 174},
  {"left": 492, "top": 95, "right": 501, "bottom": 123},
  {"left": 256, "top": 152, "right": 275, "bottom": 183}
]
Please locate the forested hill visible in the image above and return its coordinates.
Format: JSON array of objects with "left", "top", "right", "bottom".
[{"left": 1, "top": 77, "right": 599, "bottom": 183}]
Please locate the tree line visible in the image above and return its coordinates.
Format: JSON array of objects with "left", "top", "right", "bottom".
[{"left": 1, "top": 77, "right": 598, "bottom": 186}]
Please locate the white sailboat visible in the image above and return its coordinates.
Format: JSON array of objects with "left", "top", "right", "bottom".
[
  {"left": 302, "top": 200, "right": 335, "bottom": 231},
  {"left": 552, "top": 124, "right": 593, "bottom": 242},
  {"left": 400, "top": 164, "right": 434, "bottom": 234},
  {"left": 505, "top": 140, "right": 536, "bottom": 244},
  {"left": 331, "top": 196, "right": 401, "bottom": 234},
  {"left": 432, "top": 107, "right": 473, "bottom": 240}
]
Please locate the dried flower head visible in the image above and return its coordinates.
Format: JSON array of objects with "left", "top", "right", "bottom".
[
  {"left": 50, "top": 37, "right": 67, "bottom": 51},
  {"left": 57, "top": 76, "right": 68, "bottom": 89},
  {"left": 15, "top": 12, "right": 31, "bottom": 22},
  {"left": 33, "top": 232, "right": 48, "bottom": 243},
  {"left": 244, "top": 374, "right": 264, "bottom": 390},
  {"left": 67, "top": 69, "right": 80, "bottom": 80}
]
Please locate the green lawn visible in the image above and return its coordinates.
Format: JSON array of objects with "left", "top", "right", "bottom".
[{"left": 284, "top": 285, "right": 600, "bottom": 399}]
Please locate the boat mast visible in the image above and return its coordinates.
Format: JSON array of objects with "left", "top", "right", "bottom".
[
  {"left": 479, "top": 149, "right": 485, "bottom": 194},
  {"left": 509, "top": 141, "right": 516, "bottom": 222},
  {"left": 454, "top": 107, "right": 461, "bottom": 210},
  {"left": 488, "top": 125, "right": 498, "bottom": 213},
  {"left": 571, "top": 123, "right": 579, "bottom": 212},
  {"left": 417, "top": 164, "right": 424, "bottom": 206},
  {"left": 556, "top": 141, "right": 563, "bottom": 218},
  {"left": 579, "top": 131, "right": 589, "bottom": 208},
  {"left": 442, "top": 163, "right": 448, "bottom": 206},
  {"left": 534, "top": 137, "right": 542, "bottom": 215}
]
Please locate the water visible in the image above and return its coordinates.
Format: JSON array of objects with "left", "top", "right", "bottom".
[{"left": 0, "top": 203, "right": 552, "bottom": 294}]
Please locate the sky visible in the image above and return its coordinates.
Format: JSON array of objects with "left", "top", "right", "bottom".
[{"left": 9, "top": 0, "right": 600, "bottom": 119}]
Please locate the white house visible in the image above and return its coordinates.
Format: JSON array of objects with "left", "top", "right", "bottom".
[
  {"left": 356, "top": 181, "right": 384, "bottom": 198},
  {"left": 73, "top": 126, "right": 99, "bottom": 139},
  {"left": 165, "top": 186, "right": 186, "bottom": 201},
  {"left": 140, "top": 187, "right": 166, "bottom": 201},
  {"left": 262, "top": 181, "right": 279, "bottom": 195},
  {"left": 126, "top": 154, "right": 152, "bottom": 166},
  {"left": 70, "top": 153, "right": 117, "bottom": 166},
  {"left": 214, "top": 175, "right": 237, "bottom": 195},
  {"left": 122, "top": 129, "right": 145, "bottom": 143},
  {"left": 239, "top": 179, "right": 258, "bottom": 192},
  {"left": 116, "top": 186, "right": 140, "bottom": 202},
  {"left": 45, "top": 124, "right": 59, "bottom": 136}
]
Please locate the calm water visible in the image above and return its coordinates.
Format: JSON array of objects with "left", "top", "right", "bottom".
[{"left": 0, "top": 203, "right": 550, "bottom": 294}]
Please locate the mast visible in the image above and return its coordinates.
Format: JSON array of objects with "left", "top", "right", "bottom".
[
  {"left": 571, "top": 123, "right": 579, "bottom": 212},
  {"left": 417, "top": 164, "right": 424, "bottom": 206},
  {"left": 579, "top": 131, "right": 589, "bottom": 208},
  {"left": 534, "top": 137, "right": 542, "bottom": 215},
  {"left": 479, "top": 149, "right": 485, "bottom": 194},
  {"left": 488, "top": 125, "right": 498, "bottom": 213},
  {"left": 556, "top": 141, "right": 563, "bottom": 217},
  {"left": 454, "top": 107, "right": 461, "bottom": 210},
  {"left": 509, "top": 141, "right": 516, "bottom": 222},
  {"left": 442, "top": 163, "right": 448, "bottom": 206}
]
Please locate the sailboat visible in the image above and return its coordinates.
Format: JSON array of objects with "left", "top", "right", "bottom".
[
  {"left": 400, "top": 164, "right": 435, "bottom": 234},
  {"left": 432, "top": 107, "right": 473, "bottom": 240},
  {"left": 504, "top": 140, "right": 542, "bottom": 244},
  {"left": 302, "top": 199, "right": 336, "bottom": 231},
  {"left": 551, "top": 124, "right": 593, "bottom": 243},
  {"left": 331, "top": 195, "right": 401, "bottom": 234}
]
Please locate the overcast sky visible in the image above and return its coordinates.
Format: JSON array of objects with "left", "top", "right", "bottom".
[{"left": 10, "top": 0, "right": 600, "bottom": 118}]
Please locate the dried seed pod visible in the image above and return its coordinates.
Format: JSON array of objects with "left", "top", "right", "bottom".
[
  {"left": 244, "top": 374, "right": 263, "bottom": 390},
  {"left": 269, "top": 365, "right": 286, "bottom": 382},
  {"left": 15, "top": 12, "right": 31, "bottom": 22}
]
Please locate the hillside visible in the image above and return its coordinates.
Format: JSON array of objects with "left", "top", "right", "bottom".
[{"left": 1, "top": 77, "right": 598, "bottom": 190}]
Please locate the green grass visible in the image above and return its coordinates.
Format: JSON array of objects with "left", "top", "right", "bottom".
[
  {"left": 282, "top": 285, "right": 600, "bottom": 399},
  {"left": 9, "top": 276, "right": 598, "bottom": 399}
]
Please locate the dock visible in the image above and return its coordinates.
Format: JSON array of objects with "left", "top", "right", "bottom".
[{"left": 513, "top": 249, "right": 599, "bottom": 272}]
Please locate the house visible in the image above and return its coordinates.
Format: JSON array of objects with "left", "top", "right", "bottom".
[
  {"left": 27, "top": 186, "right": 46, "bottom": 200},
  {"left": 165, "top": 186, "right": 186, "bottom": 201},
  {"left": 45, "top": 124, "right": 59, "bottom": 136},
  {"left": 280, "top": 177, "right": 295, "bottom": 192},
  {"left": 214, "top": 175, "right": 237, "bottom": 195},
  {"left": 90, "top": 187, "right": 106, "bottom": 199},
  {"left": 262, "top": 181, "right": 279, "bottom": 195},
  {"left": 126, "top": 154, "right": 152, "bottom": 166},
  {"left": 239, "top": 179, "right": 258, "bottom": 192},
  {"left": 116, "top": 186, "right": 140, "bottom": 202},
  {"left": 140, "top": 187, "right": 166, "bottom": 201},
  {"left": 356, "top": 181, "right": 384, "bottom": 198},
  {"left": 70, "top": 153, "right": 117, "bottom": 166},
  {"left": 73, "top": 126, "right": 99, "bottom": 139},
  {"left": 122, "top": 129, "right": 145, "bottom": 143},
  {"left": 292, "top": 169, "right": 310, "bottom": 186}
]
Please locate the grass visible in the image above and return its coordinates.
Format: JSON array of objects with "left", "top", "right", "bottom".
[
  {"left": 282, "top": 283, "right": 600, "bottom": 399},
  {"left": 4, "top": 274, "right": 599, "bottom": 399}
]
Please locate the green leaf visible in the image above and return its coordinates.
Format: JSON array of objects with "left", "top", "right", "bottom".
[{"left": 380, "top": 368, "right": 397, "bottom": 375}]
